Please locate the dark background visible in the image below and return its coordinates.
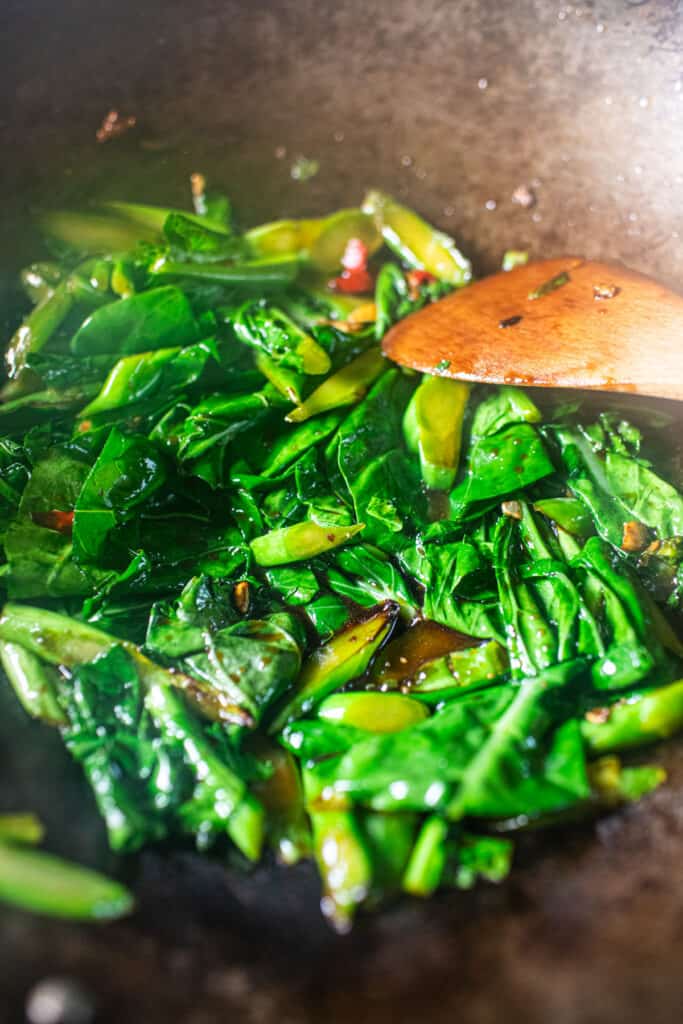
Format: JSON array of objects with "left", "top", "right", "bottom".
[{"left": 2, "top": 1, "right": 683, "bottom": 1021}]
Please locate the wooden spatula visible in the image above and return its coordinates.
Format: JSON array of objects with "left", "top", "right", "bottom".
[{"left": 382, "top": 257, "right": 683, "bottom": 402}]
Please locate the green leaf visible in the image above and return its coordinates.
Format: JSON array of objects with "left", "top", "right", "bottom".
[
  {"left": 80, "top": 339, "right": 218, "bottom": 418},
  {"left": 400, "top": 539, "right": 502, "bottom": 641},
  {"left": 493, "top": 517, "right": 558, "bottom": 676},
  {"left": 329, "top": 544, "right": 418, "bottom": 617},
  {"left": 146, "top": 575, "right": 241, "bottom": 658},
  {"left": 603, "top": 451, "right": 683, "bottom": 538},
  {"left": 302, "top": 593, "right": 352, "bottom": 640},
  {"left": 163, "top": 212, "right": 247, "bottom": 263},
  {"left": 4, "top": 449, "right": 91, "bottom": 598},
  {"left": 230, "top": 302, "right": 330, "bottom": 375},
  {"left": 145, "top": 680, "right": 264, "bottom": 860},
  {"left": 184, "top": 613, "right": 305, "bottom": 724},
  {"left": 470, "top": 386, "right": 542, "bottom": 440},
  {"left": 373, "top": 262, "right": 451, "bottom": 339},
  {"left": 73, "top": 429, "right": 168, "bottom": 564},
  {"left": 280, "top": 717, "right": 368, "bottom": 762},
  {"left": 59, "top": 646, "right": 168, "bottom": 851},
  {"left": 0, "top": 603, "right": 252, "bottom": 726},
  {"left": 71, "top": 286, "right": 199, "bottom": 356},
  {"left": 534, "top": 497, "right": 595, "bottom": 538},
  {"left": 360, "top": 811, "right": 417, "bottom": 902},
  {"left": 447, "top": 700, "right": 588, "bottom": 821},
  {"left": 103, "top": 200, "right": 231, "bottom": 237},
  {"left": 333, "top": 370, "right": 426, "bottom": 546},
  {"left": 572, "top": 537, "right": 670, "bottom": 690},
  {"left": 260, "top": 410, "right": 345, "bottom": 478},
  {"left": 173, "top": 390, "right": 272, "bottom": 487},
  {"left": 265, "top": 566, "right": 320, "bottom": 605},
  {"left": 150, "top": 255, "right": 300, "bottom": 289},
  {"left": 450, "top": 422, "right": 555, "bottom": 515},
  {"left": 326, "top": 661, "right": 589, "bottom": 820},
  {"left": 552, "top": 425, "right": 626, "bottom": 548}
]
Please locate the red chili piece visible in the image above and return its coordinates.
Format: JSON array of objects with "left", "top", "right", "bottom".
[
  {"left": 406, "top": 269, "right": 437, "bottom": 288},
  {"left": 405, "top": 269, "right": 438, "bottom": 300},
  {"left": 329, "top": 238, "right": 374, "bottom": 294},
  {"left": 32, "top": 509, "right": 75, "bottom": 535}
]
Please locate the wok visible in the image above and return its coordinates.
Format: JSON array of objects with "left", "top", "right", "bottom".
[{"left": 2, "top": 1, "right": 683, "bottom": 1021}]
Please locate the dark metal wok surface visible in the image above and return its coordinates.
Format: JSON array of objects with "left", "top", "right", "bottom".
[{"left": 2, "top": 2, "right": 683, "bottom": 1021}]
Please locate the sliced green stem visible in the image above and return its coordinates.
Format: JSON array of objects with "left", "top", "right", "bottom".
[
  {"left": 310, "top": 810, "right": 373, "bottom": 932},
  {"left": 250, "top": 521, "right": 365, "bottom": 566},
  {"left": 150, "top": 255, "right": 299, "bottom": 287},
  {"left": 271, "top": 603, "right": 398, "bottom": 730},
  {"left": 582, "top": 679, "right": 683, "bottom": 753},
  {"left": 285, "top": 347, "right": 386, "bottom": 424},
  {"left": 404, "top": 376, "right": 470, "bottom": 490},
  {"left": 0, "top": 843, "right": 133, "bottom": 920},
  {"left": 0, "top": 604, "right": 251, "bottom": 725},
  {"left": 362, "top": 191, "right": 471, "bottom": 286},
  {"left": 402, "top": 815, "right": 448, "bottom": 896},
  {"left": 0, "top": 814, "right": 44, "bottom": 845},
  {"left": 5, "top": 283, "right": 74, "bottom": 378},
  {"left": 0, "top": 640, "right": 66, "bottom": 726}
]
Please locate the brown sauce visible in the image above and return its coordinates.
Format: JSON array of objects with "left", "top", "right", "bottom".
[
  {"left": 370, "top": 619, "right": 476, "bottom": 688},
  {"left": 427, "top": 489, "right": 451, "bottom": 521}
]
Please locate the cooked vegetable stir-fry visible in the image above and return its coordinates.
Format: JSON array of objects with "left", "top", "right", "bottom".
[{"left": 1, "top": 185, "right": 682, "bottom": 930}]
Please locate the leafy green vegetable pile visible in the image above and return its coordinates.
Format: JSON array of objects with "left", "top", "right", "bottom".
[{"left": 2, "top": 184, "right": 683, "bottom": 930}]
